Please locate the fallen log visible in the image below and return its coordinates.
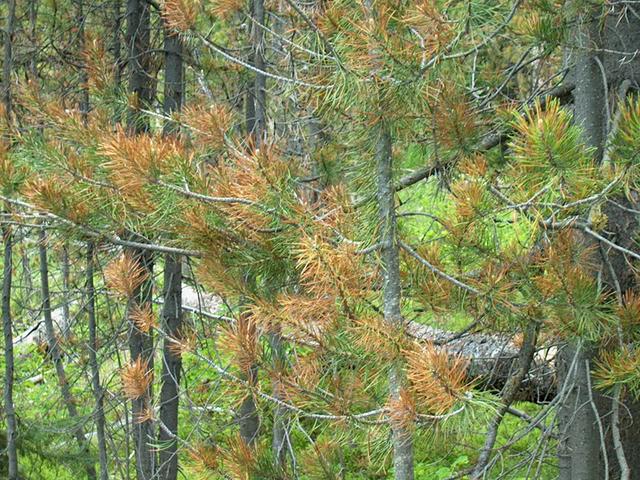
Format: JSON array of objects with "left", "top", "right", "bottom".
[
  {"left": 181, "top": 285, "right": 557, "bottom": 403},
  {"left": 407, "top": 323, "right": 556, "bottom": 403}
]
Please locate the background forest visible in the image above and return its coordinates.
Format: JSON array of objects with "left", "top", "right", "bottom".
[{"left": 1, "top": 0, "right": 640, "bottom": 479}]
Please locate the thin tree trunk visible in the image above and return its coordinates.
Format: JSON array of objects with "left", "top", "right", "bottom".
[
  {"left": 471, "top": 321, "right": 540, "bottom": 478},
  {"left": 126, "top": 0, "right": 152, "bottom": 133},
  {"left": 157, "top": 23, "right": 184, "bottom": 479},
  {"left": 126, "top": 246, "right": 155, "bottom": 480},
  {"left": 158, "top": 255, "right": 181, "bottom": 480},
  {"left": 251, "top": 0, "right": 266, "bottom": 145},
  {"left": 237, "top": 0, "right": 266, "bottom": 452},
  {"left": 125, "top": 0, "right": 156, "bottom": 476},
  {"left": 2, "top": 1, "right": 18, "bottom": 476},
  {"left": 3, "top": 0, "right": 15, "bottom": 122},
  {"left": 86, "top": 242, "right": 109, "bottom": 480},
  {"left": 76, "top": 0, "right": 89, "bottom": 122},
  {"left": 3, "top": 212, "right": 19, "bottom": 479},
  {"left": 245, "top": 0, "right": 266, "bottom": 143},
  {"left": 270, "top": 331, "right": 288, "bottom": 465},
  {"left": 376, "top": 124, "right": 414, "bottom": 480},
  {"left": 61, "top": 245, "right": 71, "bottom": 339},
  {"left": 28, "top": 0, "right": 38, "bottom": 81},
  {"left": 39, "top": 227, "right": 97, "bottom": 480}
]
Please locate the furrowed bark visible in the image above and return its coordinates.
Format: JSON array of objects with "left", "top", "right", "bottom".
[
  {"left": 157, "top": 19, "right": 184, "bottom": 480},
  {"left": 39, "top": 228, "right": 97, "bottom": 480},
  {"left": 376, "top": 124, "right": 414, "bottom": 480},
  {"left": 3, "top": 214, "right": 18, "bottom": 479},
  {"left": 86, "top": 242, "right": 109, "bottom": 480}
]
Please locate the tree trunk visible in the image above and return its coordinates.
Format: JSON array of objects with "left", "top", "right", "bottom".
[
  {"left": 126, "top": 246, "right": 155, "bottom": 480},
  {"left": 126, "top": 0, "right": 152, "bottom": 133},
  {"left": 125, "top": 0, "right": 156, "bottom": 476},
  {"left": 376, "top": 124, "right": 414, "bottom": 480},
  {"left": 61, "top": 245, "right": 71, "bottom": 339},
  {"left": 39, "top": 228, "right": 96, "bottom": 480},
  {"left": 246, "top": 0, "right": 266, "bottom": 144},
  {"left": 157, "top": 20, "right": 184, "bottom": 480},
  {"left": 86, "top": 242, "right": 110, "bottom": 480},
  {"left": 2, "top": 0, "right": 18, "bottom": 476},
  {"left": 558, "top": 3, "right": 640, "bottom": 479},
  {"left": 76, "top": 0, "right": 89, "bottom": 122},
  {"left": 3, "top": 212, "right": 18, "bottom": 479},
  {"left": 158, "top": 255, "right": 182, "bottom": 480},
  {"left": 3, "top": 0, "right": 15, "bottom": 122}
]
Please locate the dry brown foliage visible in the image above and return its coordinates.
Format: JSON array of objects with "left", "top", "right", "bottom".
[
  {"left": 130, "top": 303, "right": 157, "bottom": 333},
  {"left": 104, "top": 252, "right": 149, "bottom": 297},
  {"left": 121, "top": 357, "right": 153, "bottom": 400},
  {"left": 404, "top": 342, "right": 469, "bottom": 414}
]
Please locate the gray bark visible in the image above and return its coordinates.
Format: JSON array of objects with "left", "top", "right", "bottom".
[
  {"left": 2, "top": 0, "right": 14, "bottom": 121},
  {"left": 158, "top": 255, "right": 182, "bottom": 480},
  {"left": 270, "top": 331, "right": 288, "bottom": 465},
  {"left": 28, "top": 0, "right": 38, "bottom": 81},
  {"left": 76, "top": 0, "right": 90, "bottom": 122},
  {"left": 557, "top": 6, "right": 607, "bottom": 480},
  {"left": 39, "top": 228, "right": 96, "bottom": 480},
  {"left": 246, "top": 0, "right": 266, "bottom": 145},
  {"left": 376, "top": 124, "right": 414, "bottom": 480},
  {"left": 157, "top": 20, "right": 184, "bottom": 480},
  {"left": 86, "top": 242, "right": 110, "bottom": 480},
  {"left": 558, "top": 4, "right": 640, "bottom": 479},
  {"left": 126, "top": 0, "right": 152, "bottom": 133},
  {"left": 125, "top": 0, "right": 156, "bottom": 475},
  {"left": 2, "top": 0, "right": 18, "bottom": 476},
  {"left": 3, "top": 215, "right": 18, "bottom": 479},
  {"left": 61, "top": 245, "right": 71, "bottom": 339},
  {"left": 471, "top": 321, "right": 540, "bottom": 479},
  {"left": 126, "top": 245, "right": 155, "bottom": 480}
]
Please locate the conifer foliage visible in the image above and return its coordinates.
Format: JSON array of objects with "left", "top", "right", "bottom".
[{"left": 3, "top": 0, "right": 640, "bottom": 479}]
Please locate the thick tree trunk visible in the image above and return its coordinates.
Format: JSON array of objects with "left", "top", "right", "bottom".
[
  {"left": 86, "top": 242, "right": 110, "bottom": 480},
  {"left": 558, "top": 3, "right": 640, "bottom": 479},
  {"left": 39, "top": 228, "right": 96, "bottom": 480},
  {"left": 376, "top": 124, "right": 414, "bottom": 480}
]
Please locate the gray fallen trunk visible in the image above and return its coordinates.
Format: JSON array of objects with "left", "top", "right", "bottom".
[
  {"left": 407, "top": 323, "right": 556, "bottom": 403},
  {"left": 182, "top": 285, "right": 557, "bottom": 403}
]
